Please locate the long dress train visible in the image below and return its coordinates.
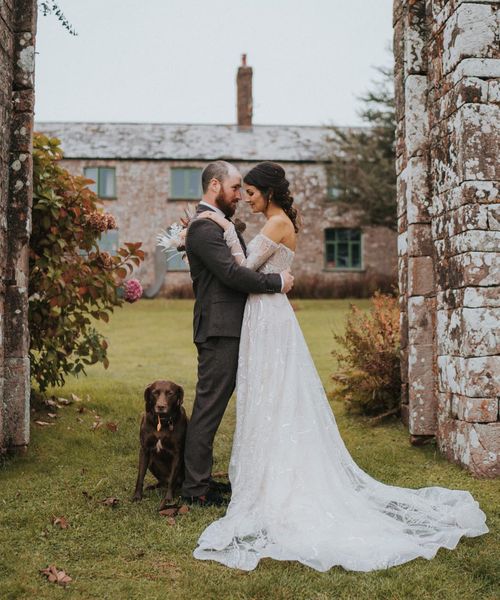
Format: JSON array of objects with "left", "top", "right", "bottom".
[{"left": 193, "top": 228, "right": 489, "bottom": 572}]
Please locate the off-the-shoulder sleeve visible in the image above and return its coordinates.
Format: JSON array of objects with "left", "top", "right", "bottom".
[{"left": 223, "top": 225, "right": 278, "bottom": 271}]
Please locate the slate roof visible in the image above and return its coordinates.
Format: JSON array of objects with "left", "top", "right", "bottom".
[{"left": 34, "top": 122, "right": 350, "bottom": 162}]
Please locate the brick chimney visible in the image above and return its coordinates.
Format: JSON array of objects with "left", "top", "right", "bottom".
[{"left": 237, "top": 54, "right": 253, "bottom": 129}]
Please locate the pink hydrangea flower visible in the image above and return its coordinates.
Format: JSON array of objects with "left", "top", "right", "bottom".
[{"left": 123, "top": 278, "right": 143, "bottom": 303}]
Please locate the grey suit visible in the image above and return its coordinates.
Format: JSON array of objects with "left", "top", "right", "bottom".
[{"left": 182, "top": 204, "right": 282, "bottom": 497}]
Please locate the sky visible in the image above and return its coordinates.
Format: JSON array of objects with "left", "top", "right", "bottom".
[{"left": 35, "top": 0, "right": 394, "bottom": 127}]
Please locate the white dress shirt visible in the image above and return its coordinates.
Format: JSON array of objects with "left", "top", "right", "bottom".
[{"left": 198, "top": 200, "right": 226, "bottom": 218}]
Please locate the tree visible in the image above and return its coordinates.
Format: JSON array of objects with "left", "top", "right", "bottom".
[
  {"left": 327, "top": 64, "right": 396, "bottom": 231},
  {"left": 39, "top": 2, "right": 77, "bottom": 36},
  {"left": 30, "top": 134, "right": 144, "bottom": 391}
]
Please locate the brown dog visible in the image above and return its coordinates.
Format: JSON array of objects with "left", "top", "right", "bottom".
[{"left": 132, "top": 380, "right": 188, "bottom": 510}]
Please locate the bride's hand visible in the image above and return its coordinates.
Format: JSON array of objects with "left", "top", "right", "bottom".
[{"left": 198, "top": 210, "right": 230, "bottom": 231}]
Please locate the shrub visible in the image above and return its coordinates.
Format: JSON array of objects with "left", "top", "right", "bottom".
[
  {"left": 288, "top": 272, "right": 396, "bottom": 299},
  {"left": 331, "top": 292, "right": 401, "bottom": 418},
  {"left": 30, "top": 133, "right": 145, "bottom": 391}
]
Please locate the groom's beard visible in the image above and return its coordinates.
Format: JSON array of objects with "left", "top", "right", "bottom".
[{"left": 215, "top": 189, "right": 237, "bottom": 218}]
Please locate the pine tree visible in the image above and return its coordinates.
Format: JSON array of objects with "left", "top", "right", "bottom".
[{"left": 327, "top": 65, "right": 396, "bottom": 231}]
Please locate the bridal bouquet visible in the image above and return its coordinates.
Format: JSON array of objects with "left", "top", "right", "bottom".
[{"left": 156, "top": 207, "right": 195, "bottom": 264}]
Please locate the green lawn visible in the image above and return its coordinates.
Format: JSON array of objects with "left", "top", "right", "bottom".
[{"left": 1, "top": 299, "right": 498, "bottom": 600}]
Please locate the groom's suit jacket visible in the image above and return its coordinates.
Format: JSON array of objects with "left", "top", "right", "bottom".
[{"left": 185, "top": 203, "right": 282, "bottom": 343}]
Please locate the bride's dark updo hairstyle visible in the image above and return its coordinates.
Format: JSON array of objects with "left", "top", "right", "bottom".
[{"left": 243, "top": 162, "right": 299, "bottom": 233}]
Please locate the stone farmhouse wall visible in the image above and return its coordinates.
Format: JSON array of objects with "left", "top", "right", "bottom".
[
  {"left": 394, "top": 0, "right": 499, "bottom": 476},
  {"left": 55, "top": 157, "right": 397, "bottom": 297},
  {"left": 0, "top": 0, "right": 36, "bottom": 453}
]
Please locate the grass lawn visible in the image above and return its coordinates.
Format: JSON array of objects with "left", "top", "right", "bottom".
[{"left": 1, "top": 299, "right": 498, "bottom": 600}]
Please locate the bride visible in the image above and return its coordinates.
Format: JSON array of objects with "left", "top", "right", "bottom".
[{"left": 193, "top": 161, "right": 488, "bottom": 572}]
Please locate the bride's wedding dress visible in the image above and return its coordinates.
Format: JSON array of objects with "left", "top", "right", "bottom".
[{"left": 193, "top": 227, "right": 489, "bottom": 572}]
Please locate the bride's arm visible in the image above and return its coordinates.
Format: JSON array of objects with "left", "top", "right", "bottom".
[{"left": 199, "top": 211, "right": 283, "bottom": 272}]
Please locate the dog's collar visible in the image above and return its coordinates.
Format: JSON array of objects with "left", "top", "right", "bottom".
[{"left": 156, "top": 414, "right": 174, "bottom": 432}]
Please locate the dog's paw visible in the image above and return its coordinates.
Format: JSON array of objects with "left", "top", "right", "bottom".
[
  {"left": 158, "top": 497, "right": 174, "bottom": 511},
  {"left": 131, "top": 493, "right": 143, "bottom": 502}
]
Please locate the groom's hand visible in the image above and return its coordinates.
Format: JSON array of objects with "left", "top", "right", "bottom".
[{"left": 280, "top": 269, "right": 294, "bottom": 294}]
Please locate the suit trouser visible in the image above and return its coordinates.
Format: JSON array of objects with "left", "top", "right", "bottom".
[{"left": 182, "top": 336, "right": 240, "bottom": 497}]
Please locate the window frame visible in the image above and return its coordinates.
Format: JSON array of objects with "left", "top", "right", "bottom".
[
  {"left": 169, "top": 167, "right": 203, "bottom": 201},
  {"left": 165, "top": 251, "right": 190, "bottom": 272},
  {"left": 84, "top": 166, "right": 117, "bottom": 200},
  {"left": 323, "top": 228, "right": 364, "bottom": 272},
  {"left": 97, "top": 229, "right": 120, "bottom": 255}
]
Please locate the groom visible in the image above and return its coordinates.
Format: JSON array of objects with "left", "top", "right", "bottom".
[{"left": 181, "top": 160, "right": 294, "bottom": 506}]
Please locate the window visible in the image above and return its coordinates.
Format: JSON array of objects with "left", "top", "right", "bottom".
[
  {"left": 170, "top": 167, "right": 202, "bottom": 200},
  {"left": 84, "top": 167, "right": 116, "bottom": 199},
  {"left": 98, "top": 230, "right": 119, "bottom": 255},
  {"left": 324, "top": 228, "right": 362, "bottom": 270},
  {"left": 166, "top": 251, "right": 189, "bottom": 272},
  {"left": 327, "top": 166, "right": 346, "bottom": 200}
]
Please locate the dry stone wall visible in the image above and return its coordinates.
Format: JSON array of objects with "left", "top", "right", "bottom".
[
  {"left": 394, "top": 0, "right": 499, "bottom": 476},
  {"left": 0, "top": 0, "right": 37, "bottom": 453}
]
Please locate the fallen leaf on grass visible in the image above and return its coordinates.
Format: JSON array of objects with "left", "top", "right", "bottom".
[
  {"left": 35, "top": 421, "right": 53, "bottom": 427},
  {"left": 57, "top": 397, "right": 72, "bottom": 406},
  {"left": 159, "top": 504, "right": 189, "bottom": 520},
  {"left": 159, "top": 507, "right": 178, "bottom": 517},
  {"left": 40, "top": 565, "right": 72, "bottom": 586},
  {"left": 105, "top": 421, "right": 118, "bottom": 432},
  {"left": 165, "top": 517, "right": 176, "bottom": 526},
  {"left": 44, "top": 398, "right": 58, "bottom": 408},
  {"left": 47, "top": 413, "right": 57, "bottom": 419},
  {"left": 91, "top": 420, "right": 102, "bottom": 431},
  {"left": 211, "top": 471, "right": 228, "bottom": 478},
  {"left": 52, "top": 516, "right": 69, "bottom": 529},
  {"left": 101, "top": 497, "right": 119, "bottom": 507},
  {"left": 76, "top": 417, "right": 84, "bottom": 423},
  {"left": 71, "top": 393, "right": 82, "bottom": 403}
]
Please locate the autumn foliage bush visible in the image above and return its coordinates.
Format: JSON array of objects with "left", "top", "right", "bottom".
[
  {"left": 30, "top": 133, "right": 145, "bottom": 391},
  {"left": 332, "top": 292, "right": 401, "bottom": 418}
]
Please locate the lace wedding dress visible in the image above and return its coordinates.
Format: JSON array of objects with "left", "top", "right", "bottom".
[{"left": 193, "top": 226, "right": 489, "bottom": 572}]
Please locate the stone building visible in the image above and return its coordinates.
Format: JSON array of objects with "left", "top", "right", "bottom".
[
  {"left": 36, "top": 58, "right": 397, "bottom": 298},
  {"left": 394, "top": 0, "right": 499, "bottom": 477},
  {"left": 0, "top": 0, "right": 37, "bottom": 453}
]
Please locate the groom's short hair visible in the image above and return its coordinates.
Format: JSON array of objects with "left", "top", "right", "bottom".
[{"left": 201, "top": 161, "right": 234, "bottom": 193}]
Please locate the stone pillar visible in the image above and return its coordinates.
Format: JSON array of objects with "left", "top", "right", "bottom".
[
  {"left": 0, "top": 0, "right": 37, "bottom": 453},
  {"left": 395, "top": 0, "right": 500, "bottom": 477},
  {"left": 394, "top": 0, "right": 437, "bottom": 440}
]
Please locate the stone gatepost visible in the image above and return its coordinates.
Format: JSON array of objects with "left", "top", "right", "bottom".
[
  {"left": 394, "top": 0, "right": 499, "bottom": 477},
  {"left": 0, "top": 0, "right": 37, "bottom": 453}
]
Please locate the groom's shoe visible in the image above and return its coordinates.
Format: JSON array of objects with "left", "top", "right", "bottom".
[
  {"left": 182, "top": 489, "right": 228, "bottom": 507},
  {"left": 209, "top": 478, "right": 232, "bottom": 494}
]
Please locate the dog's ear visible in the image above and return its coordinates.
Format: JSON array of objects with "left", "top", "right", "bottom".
[
  {"left": 144, "top": 383, "right": 155, "bottom": 407},
  {"left": 175, "top": 384, "right": 184, "bottom": 407}
]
